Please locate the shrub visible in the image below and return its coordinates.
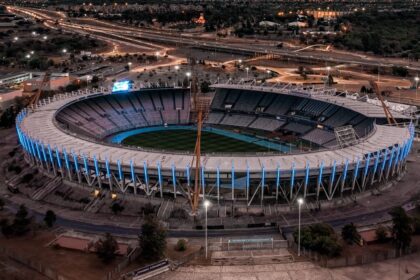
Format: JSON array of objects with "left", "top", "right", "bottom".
[{"left": 175, "top": 239, "right": 187, "bottom": 251}]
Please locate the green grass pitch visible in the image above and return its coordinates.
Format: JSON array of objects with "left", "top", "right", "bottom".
[{"left": 122, "top": 129, "right": 271, "bottom": 153}]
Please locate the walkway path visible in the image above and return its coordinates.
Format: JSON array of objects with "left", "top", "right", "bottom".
[{"left": 153, "top": 252, "right": 420, "bottom": 280}]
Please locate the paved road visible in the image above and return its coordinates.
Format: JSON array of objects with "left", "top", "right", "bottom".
[{"left": 8, "top": 6, "right": 420, "bottom": 72}]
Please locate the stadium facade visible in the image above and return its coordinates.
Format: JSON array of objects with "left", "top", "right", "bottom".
[{"left": 15, "top": 84, "right": 415, "bottom": 206}]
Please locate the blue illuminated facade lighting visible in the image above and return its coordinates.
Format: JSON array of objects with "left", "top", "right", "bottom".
[
  {"left": 117, "top": 159, "right": 122, "bottom": 181},
  {"left": 105, "top": 157, "right": 111, "bottom": 179},
  {"left": 130, "top": 159, "right": 135, "bottom": 184}
]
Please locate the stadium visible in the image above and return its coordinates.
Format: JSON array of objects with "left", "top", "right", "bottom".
[{"left": 15, "top": 82, "right": 415, "bottom": 209}]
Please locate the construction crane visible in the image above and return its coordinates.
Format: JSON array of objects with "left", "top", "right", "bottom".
[
  {"left": 369, "top": 80, "right": 397, "bottom": 125},
  {"left": 186, "top": 57, "right": 211, "bottom": 214},
  {"left": 29, "top": 72, "right": 50, "bottom": 109}
]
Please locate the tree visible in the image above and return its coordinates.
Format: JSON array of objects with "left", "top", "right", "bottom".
[
  {"left": 375, "top": 226, "right": 389, "bottom": 243},
  {"left": 12, "top": 204, "right": 31, "bottom": 236},
  {"left": 95, "top": 233, "right": 119, "bottom": 263},
  {"left": 44, "top": 210, "right": 56, "bottom": 228},
  {"left": 293, "top": 223, "right": 342, "bottom": 257},
  {"left": 326, "top": 74, "right": 334, "bottom": 86},
  {"left": 91, "top": 75, "right": 100, "bottom": 84},
  {"left": 392, "top": 66, "right": 409, "bottom": 77},
  {"left": 139, "top": 215, "right": 166, "bottom": 260},
  {"left": 341, "top": 223, "right": 361, "bottom": 244},
  {"left": 0, "top": 219, "right": 13, "bottom": 238},
  {"left": 390, "top": 207, "right": 413, "bottom": 254},
  {"left": 412, "top": 217, "right": 420, "bottom": 235}
]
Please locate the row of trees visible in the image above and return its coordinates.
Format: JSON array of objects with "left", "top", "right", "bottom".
[
  {"left": 294, "top": 206, "right": 419, "bottom": 258},
  {"left": 0, "top": 34, "right": 104, "bottom": 69},
  {"left": 332, "top": 11, "right": 420, "bottom": 58},
  {"left": 95, "top": 215, "right": 166, "bottom": 264},
  {"left": 0, "top": 204, "right": 56, "bottom": 238},
  {"left": 0, "top": 200, "right": 167, "bottom": 264}
]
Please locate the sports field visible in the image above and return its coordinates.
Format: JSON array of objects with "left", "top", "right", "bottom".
[{"left": 122, "top": 129, "right": 272, "bottom": 153}]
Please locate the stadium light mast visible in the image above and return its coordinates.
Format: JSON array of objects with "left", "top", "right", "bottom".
[{"left": 297, "top": 197, "right": 304, "bottom": 256}]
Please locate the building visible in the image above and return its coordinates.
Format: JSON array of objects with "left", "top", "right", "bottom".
[
  {"left": 0, "top": 89, "right": 24, "bottom": 111},
  {"left": 22, "top": 73, "right": 72, "bottom": 92},
  {"left": 0, "top": 72, "right": 34, "bottom": 86}
]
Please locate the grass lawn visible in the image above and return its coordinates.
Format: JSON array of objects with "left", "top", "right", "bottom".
[{"left": 122, "top": 129, "right": 271, "bottom": 153}]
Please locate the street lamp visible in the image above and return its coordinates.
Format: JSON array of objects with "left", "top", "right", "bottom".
[
  {"left": 415, "top": 76, "right": 419, "bottom": 101},
  {"left": 30, "top": 50, "right": 34, "bottom": 55},
  {"left": 185, "top": 72, "right": 191, "bottom": 78},
  {"left": 238, "top": 59, "right": 242, "bottom": 64},
  {"left": 245, "top": 67, "right": 249, "bottom": 79},
  {"left": 62, "top": 48, "right": 67, "bottom": 54},
  {"left": 13, "top": 36, "right": 19, "bottom": 41},
  {"left": 297, "top": 197, "right": 304, "bottom": 257},
  {"left": 43, "top": 35, "right": 48, "bottom": 40},
  {"left": 326, "top": 66, "right": 331, "bottom": 76},
  {"left": 25, "top": 54, "right": 31, "bottom": 59},
  {"left": 204, "top": 200, "right": 211, "bottom": 259},
  {"left": 174, "top": 65, "right": 180, "bottom": 71}
]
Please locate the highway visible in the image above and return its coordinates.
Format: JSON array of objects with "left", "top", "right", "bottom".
[{"left": 7, "top": 6, "right": 420, "bottom": 72}]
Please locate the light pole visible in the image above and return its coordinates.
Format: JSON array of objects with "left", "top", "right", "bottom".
[
  {"left": 415, "top": 76, "right": 419, "bottom": 101},
  {"left": 175, "top": 65, "right": 180, "bottom": 85},
  {"left": 326, "top": 66, "right": 331, "bottom": 77},
  {"left": 127, "top": 62, "right": 132, "bottom": 71},
  {"left": 186, "top": 72, "right": 192, "bottom": 93},
  {"left": 297, "top": 197, "right": 304, "bottom": 257},
  {"left": 245, "top": 67, "right": 249, "bottom": 80},
  {"left": 204, "top": 200, "right": 211, "bottom": 259}
]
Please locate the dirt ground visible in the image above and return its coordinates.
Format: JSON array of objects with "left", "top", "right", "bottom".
[{"left": 0, "top": 229, "right": 122, "bottom": 280}]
